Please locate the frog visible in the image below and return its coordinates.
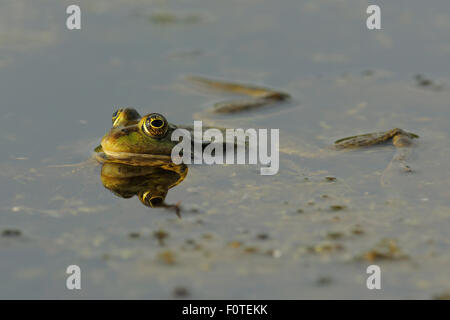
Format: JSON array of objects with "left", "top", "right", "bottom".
[{"left": 94, "top": 107, "right": 234, "bottom": 167}]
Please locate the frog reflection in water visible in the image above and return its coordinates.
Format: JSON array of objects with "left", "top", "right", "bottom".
[
  {"left": 99, "top": 160, "right": 187, "bottom": 216},
  {"left": 94, "top": 76, "right": 419, "bottom": 210}
]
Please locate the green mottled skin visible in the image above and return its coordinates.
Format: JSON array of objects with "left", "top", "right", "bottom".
[
  {"left": 100, "top": 124, "right": 179, "bottom": 156},
  {"left": 96, "top": 108, "right": 181, "bottom": 158}
]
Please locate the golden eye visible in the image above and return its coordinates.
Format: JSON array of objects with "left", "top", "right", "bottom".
[
  {"left": 112, "top": 108, "right": 123, "bottom": 126},
  {"left": 140, "top": 191, "right": 164, "bottom": 207},
  {"left": 141, "top": 113, "right": 169, "bottom": 138}
]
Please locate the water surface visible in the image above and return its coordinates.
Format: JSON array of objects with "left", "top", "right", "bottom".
[{"left": 1, "top": 0, "right": 450, "bottom": 299}]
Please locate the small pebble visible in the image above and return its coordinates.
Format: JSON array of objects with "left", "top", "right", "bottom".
[
  {"left": 153, "top": 229, "right": 169, "bottom": 245},
  {"left": 128, "top": 232, "right": 140, "bottom": 239},
  {"left": 256, "top": 233, "right": 270, "bottom": 240},
  {"left": 173, "top": 287, "right": 190, "bottom": 298},
  {"left": 269, "top": 249, "right": 282, "bottom": 258},
  {"left": 158, "top": 250, "right": 176, "bottom": 265},
  {"left": 327, "top": 231, "right": 344, "bottom": 240},
  {"left": 316, "top": 276, "right": 333, "bottom": 286},
  {"left": 330, "top": 205, "right": 347, "bottom": 211},
  {"left": 228, "top": 241, "right": 241, "bottom": 248}
]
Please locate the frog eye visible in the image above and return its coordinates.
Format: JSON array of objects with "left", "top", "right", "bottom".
[
  {"left": 112, "top": 108, "right": 123, "bottom": 125},
  {"left": 140, "top": 191, "right": 164, "bottom": 207},
  {"left": 142, "top": 113, "right": 169, "bottom": 138}
]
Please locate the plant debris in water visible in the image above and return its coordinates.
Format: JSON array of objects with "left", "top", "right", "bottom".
[
  {"left": 305, "top": 242, "right": 345, "bottom": 254},
  {"left": 1, "top": 229, "right": 22, "bottom": 237},
  {"left": 351, "top": 225, "right": 365, "bottom": 235},
  {"left": 329, "top": 205, "right": 347, "bottom": 212},
  {"left": 186, "top": 75, "right": 290, "bottom": 113},
  {"left": 128, "top": 232, "right": 140, "bottom": 239},
  {"left": 414, "top": 74, "right": 443, "bottom": 91},
  {"left": 228, "top": 241, "right": 242, "bottom": 248},
  {"left": 326, "top": 231, "right": 344, "bottom": 240},
  {"left": 432, "top": 291, "right": 450, "bottom": 300},
  {"left": 173, "top": 286, "right": 190, "bottom": 298},
  {"left": 359, "top": 239, "right": 408, "bottom": 262},
  {"left": 158, "top": 250, "right": 176, "bottom": 265},
  {"left": 256, "top": 233, "right": 270, "bottom": 240},
  {"left": 153, "top": 229, "right": 169, "bottom": 246},
  {"left": 148, "top": 12, "right": 205, "bottom": 25},
  {"left": 316, "top": 276, "right": 333, "bottom": 286}
]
